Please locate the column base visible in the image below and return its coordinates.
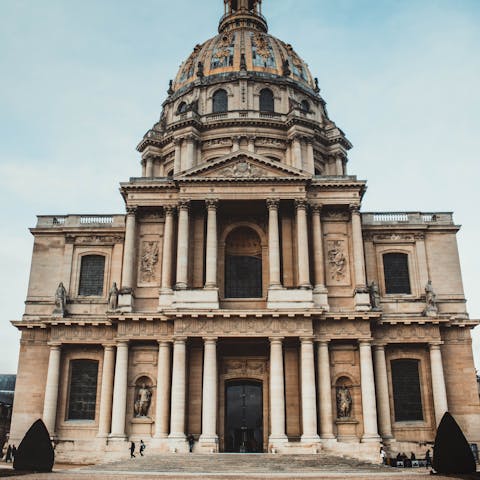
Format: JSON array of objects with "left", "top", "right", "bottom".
[
  {"left": 117, "top": 291, "right": 134, "bottom": 313},
  {"left": 301, "top": 434, "right": 321, "bottom": 443},
  {"left": 173, "top": 288, "right": 219, "bottom": 309},
  {"left": 158, "top": 288, "right": 174, "bottom": 308},
  {"left": 361, "top": 434, "right": 381, "bottom": 443},
  {"left": 107, "top": 434, "right": 128, "bottom": 442},
  {"left": 198, "top": 435, "right": 219, "bottom": 453},
  {"left": 267, "top": 288, "right": 314, "bottom": 309},
  {"left": 354, "top": 291, "right": 370, "bottom": 311},
  {"left": 167, "top": 434, "right": 189, "bottom": 453},
  {"left": 313, "top": 287, "right": 329, "bottom": 310}
]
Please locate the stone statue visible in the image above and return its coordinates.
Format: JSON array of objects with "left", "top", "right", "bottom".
[
  {"left": 53, "top": 282, "right": 67, "bottom": 317},
  {"left": 197, "top": 61, "right": 204, "bottom": 79},
  {"left": 336, "top": 386, "right": 352, "bottom": 419},
  {"left": 424, "top": 280, "right": 438, "bottom": 316},
  {"left": 369, "top": 281, "right": 381, "bottom": 311},
  {"left": 108, "top": 282, "right": 119, "bottom": 311},
  {"left": 134, "top": 383, "right": 152, "bottom": 417}
]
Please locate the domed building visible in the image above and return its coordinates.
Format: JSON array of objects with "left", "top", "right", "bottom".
[{"left": 9, "top": 0, "right": 480, "bottom": 464}]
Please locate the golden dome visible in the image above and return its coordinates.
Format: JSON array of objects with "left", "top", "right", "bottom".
[{"left": 172, "top": 0, "right": 316, "bottom": 93}]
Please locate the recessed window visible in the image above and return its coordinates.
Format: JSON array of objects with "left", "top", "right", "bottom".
[
  {"left": 391, "top": 359, "right": 423, "bottom": 422},
  {"left": 177, "top": 101, "right": 188, "bottom": 114},
  {"left": 259, "top": 88, "right": 274, "bottom": 112},
  {"left": 78, "top": 255, "right": 105, "bottom": 296},
  {"left": 301, "top": 100, "right": 310, "bottom": 113},
  {"left": 213, "top": 89, "right": 228, "bottom": 113},
  {"left": 383, "top": 252, "right": 411, "bottom": 294},
  {"left": 67, "top": 360, "right": 99, "bottom": 420}
]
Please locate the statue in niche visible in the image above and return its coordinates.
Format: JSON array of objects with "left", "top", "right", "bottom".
[
  {"left": 134, "top": 383, "right": 152, "bottom": 417},
  {"left": 336, "top": 386, "right": 352, "bottom": 419},
  {"left": 107, "top": 282, "right": 119, "bottom": 311},
  {"left": 424, "top": 280, "right": 438, "bottom": 316},
  {"left": 53, "top": 282, "right": 67, "bottom": 317},
  {"left": 369, "top": 281, "right": 381, "bottom": 311},
  {"left": 327, "top": 241, "right": 347, "bottom": 281}
]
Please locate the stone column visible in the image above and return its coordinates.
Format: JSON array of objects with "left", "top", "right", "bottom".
[
  {"left": 429, "top": 342, "right": 448, "bottom": 426},
  {"left": 175, "top": 201, "right": 190, "bottom": 290},
  {"left": 154, "top": 341, "right": 172, "bottom": 438},
  {"left": 97, "top": 344, "right": 116, "bottom": 438},
  {"left": 110, "top": 341, "right": 129, "bottom": 438},
  {"left": 173, "top": 138, "right": 182, "bottom": 174},
  {"left": 146, "top": 156, "right": 154, "bottom": 178},
  {"left": 292, "top": 136, "right": 303, "bottom": 170},
  {"left": 121, "top": 207, "right": 137, "bottom": 290},
  {"left": 311, "top": 205, "right": 328, "bottom": 308},
  {"left": 336, "top": 155, "right": 344, "bottom": 175},
  {"left": 350, "top": 205, "right": 369, "bottom": 310},
  {"left": 305, "top": 138, "right": 315, "bottom": 174},
  {"left": 373, "top": 345, "right": 393, "bottom": 439},
  {"left": 169, "top": 338, "right": 187, "bottom": 440},
  {"left": 232, "top": 136, "right": 240, "bottom": 152},
  {"left": 269, "top": 338, "right": 287, "bottom": 444},
  {"left": 160, "top": 206, "right": 175, "bottom": 292},
  {"left": 317, "top": 341, "right": 335, "bottom": 439},
  {"left": 359, "top": 340, "right": 380, "bottom": 441},
  {"left": 248, "top": 136, "right": 255, "bottom": 153},
  {"left": 199, "top": 337, "right": 218, "bottom": 445},
  {"left": 184, "top": 135, "right": 197, "bottom": 171},
  {"left": 300, "top": 338, "right": 320, "bottom": 442},
  {"left": 205, "top": 199, "right": 218, "bottom": 289},
  {"left": 267, "top": 199, "right": 282, "bottom": 289},
  {"left": 295, "top": 199, "right": 311, "bottom": 289},
  {"left": 43, "top": 343, "right": 62, "bottom": 436}
]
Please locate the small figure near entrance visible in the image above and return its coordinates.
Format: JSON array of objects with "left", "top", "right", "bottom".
[
  {"left": 380, "top": 446, "right": 387, "bottom": 465},
  {"left": 187, "top": 434, "right": 195, "bottom": 453},
  {"left": 139, "top": 440, "right": 146, "bottom": 456},
  {"left": 425, "top": 449, "right": 431, "bottom": 468},
  {"left": 336, "top": 386, "right": 352, "bottom": 419},
  {"left": 5, "top": 445, "right": 12, "bottom": 463},
  {"left": 129, "top": 441, "right": 136, "bottom": 459}
]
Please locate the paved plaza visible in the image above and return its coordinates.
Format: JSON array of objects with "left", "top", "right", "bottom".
[{"left": 1, "top": 454, "right": 477, "bottom": 480}]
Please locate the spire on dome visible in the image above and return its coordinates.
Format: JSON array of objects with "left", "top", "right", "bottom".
[{"left": 219, "top": 0, "right": 267, "bottom": 33}]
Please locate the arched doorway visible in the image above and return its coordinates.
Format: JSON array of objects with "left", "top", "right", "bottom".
[
  {"left": 225, "top": 380, "right": 263, "bottom": 453},
  {"left": 224, "top": 227, "right": 262, "bottom": 298}
]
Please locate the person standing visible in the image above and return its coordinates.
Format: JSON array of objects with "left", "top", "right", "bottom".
[
  {"left": 187, "top": 434, "right": 195, "bottom": 453},
  {"left": 5, "top": 445, "right": 12, "bottom": 463},
  {"left": 425, "top": 449, "right": 432, "bottom": 468},
  {"left": 380, "top": 446, "right": 387, "bottom": 465},
  {"left": 139, "top": 440, "right": 146, "bottom": 457},
  {"left": 11, "top": 445, "right": 16, "bottom": 460},
  {"left": 129, "top": 441, "right": 136, "bottom": 459}
]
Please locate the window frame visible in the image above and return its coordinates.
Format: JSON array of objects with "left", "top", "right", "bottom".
[
  {"left": 259, "top": 88, "right": 275, "bottom": 113},
  {"left": 78, "top": 254, "right": 106, "bottom": 297},
  {"left": 382, "top": 252, "right": 412, "bottom": 295},
  {"left": 66, "top": 359, "right": 99, "bottom": 422},
  {"left": 212, "top": 89, "right": 229, "bottom": 113}
]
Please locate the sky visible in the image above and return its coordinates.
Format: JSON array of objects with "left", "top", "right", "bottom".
[{"left": 0, "top": 0, "right": 479, "bottom": 374}]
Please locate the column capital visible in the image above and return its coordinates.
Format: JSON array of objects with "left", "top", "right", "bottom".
[
  {"left": 116, "top": 339, "right": 129, "bottom": 347},
  {"left": 300, "top": 336, "right": 315, "bottom": 344},
  {"left": 126, "top": 206, "right": 137, "bottom": 216},
  {"left": 47, "top": 342, "right": 62, "bottom": 349},
  {"left": 294, "top": 198, "right": 308, "bottom": 211},
  {"left": 185, "top": 133, "right": 198, "bottom": 143},
  {"left": 164, "top": 205, "right": 176, "bottom": 216},
  {"left": 311, "top": 204, "right": 323, "bottom": 215},
  {"left": 269, "top": 336, "right": 284, "bottom": 344},
  {"left": 358, "top": 339, "right": 372, "bottom": 347},
  {"left": 157, "top": 340, "right": 172, "bottom": 347},
  {"left": 317, "top": 339, "right": 330, "bottom": 347},
  {"left": 429, "top": 341, "right": 444, "bottom": 349},
  {"left": 372, "top": 343, "right": 387, "bottom": 351},
  {"left": 205, "top": 198, "right": 219, "bottom": 210},
  {"left": 203, "top": 336, "right": 218, "bottom": 344},
  {"left": 173, "top": 336, "right": 187, "bottom": 343},
  {"left": 102, "top": 343, "right": 116, "bottom": 350},
  {"left": 349, "top": 204, "right": 361, "bottom": 215},
  {"left": 178, "top": 199, "right": 190, "bottom": 211},
  {"left": 173, "top": 137, "right": 184, "bottom": 146},
  {"left": 266, "top": 198, "right": 280, "bottom": 210}
]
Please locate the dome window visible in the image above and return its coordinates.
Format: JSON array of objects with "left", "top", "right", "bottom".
[
  {"left": 300, "top": 100, "right": 310, "bottom": 113},
  {"left": 259, "top": 88, "right": 274, "bottom": 112},
  {"left": 177, "top": 102, "right": 188, "bottom": 114},
  {"left": 213, "top": 89, "right": 228, "bottom": 113}
]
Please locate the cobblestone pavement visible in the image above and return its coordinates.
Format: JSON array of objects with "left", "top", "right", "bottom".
[{"left": 0, "top": 454, "right": 474, "bottom": 480}]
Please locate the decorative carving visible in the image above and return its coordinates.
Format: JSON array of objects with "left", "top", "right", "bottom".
[
  {"left": 66, "top": 235, "right": 124, "bottom": 245},
  {"left": 374, "top": 324, "right": 440, "bottom": 343},
  {"left": 424, "top": 280, "right": 438, "bottom": 317},
  {"left": 117, "top": 320, "right": 173, "bottom": 338},
  {"left": 323, "top": 210, "right": 349, "bottom": 222},
  {"left": 134, "top": 379, "right": 152, "bottom": 418},
  {"left": 252, "top": 32, "right": 271, "bottom": 62},
  {"left": 327, "top": 240, "right": 347, "bottom": 281},
  {"left": 205, "top": 198, "right": 219, "bottom": 209},
  {"left": 256, "top": 137, "right": 285, "bottom": 147},
  {"left": 107, "top": 282, "right": 119, "bottom": 311},
  {"left": 223, "top": 358, "right": 266, "bottom": 376},
  {"left": 294, "top": 199, "right": 308, "bottom": 210},
  {"left": 140, "top": 241, "right": 159, "bottom": 282},
  {"left": 336, "top": 386, "right": 353, "bottom": 419},
  {"left": 316, "top": 320, "right": 370, "bottom": 339},
  {"left": 53, "top": 282, "right": 67, "bottom": 317},
  {"left": 215, "top": 31, "right": 234, "bottom": 60},
  {"left": 266, "top": 198, "right": 279, "bottom": 210},
  {"left": 373, "top": 233, "right": 415, "bottom": 243},
  {"left": 126, "top": 207, "right": 137, "bottom": 215},
  {"left": 368, "top": 281, "right": 381, "bottom": 311},
  {"left": 203, "top": 138, "right": 231, "bottom": 147},
  {"left": 50, "top": 325, "right": 115, "bottom": 342},
  {"left": 178, "top": 199, "right": 190, "bottom": 210}
]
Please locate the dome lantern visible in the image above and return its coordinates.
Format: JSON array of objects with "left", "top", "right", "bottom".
[{"left": 220, "top": 0, "right": 267, "bottom": 33}]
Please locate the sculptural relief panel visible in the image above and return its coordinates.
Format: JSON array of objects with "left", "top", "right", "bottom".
[
  {"left": 50, "top": 324, "right": 115, "bottom": 343},
  {"left": 374, "top": 323, "right": 440, "bottom": 343},
  {"left": 117, "top": 320, "right": 173, "bottom": 339}
]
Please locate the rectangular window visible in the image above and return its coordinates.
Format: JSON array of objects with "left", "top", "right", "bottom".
[
  {"left": 78, "top": 255, "right": 105, "bottom": 296},
  {"left": 67, "top": 360, "right": 99, "bottom": 420},
  {"left": 391, "top": 359, "right": 423, "bottom": 422},
  {"left": 383, "top": 253, "right": 411, "bottom": 294}
]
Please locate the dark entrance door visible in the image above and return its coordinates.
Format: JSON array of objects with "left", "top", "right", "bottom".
[{"left": 225, "top": 381, "right": 263, "bottom": 453}]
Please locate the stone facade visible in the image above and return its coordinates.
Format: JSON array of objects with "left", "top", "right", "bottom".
[{"left": 9, "top": 0, "right": 480, "bottom": 464}]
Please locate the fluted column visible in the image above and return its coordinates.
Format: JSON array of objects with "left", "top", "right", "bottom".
[
  {"left": 359, "top": 340, "right": 380, "bottom": 441},
  {"left": 199, "top": 337, "right": 218, "bottom": 444},
  {"left": 173, "top": 138, "right": 182, "bottom": 174},
  {"left": 292, "top": 136, "right": 303, "bottom": 170},
  {"left": 350, "top": 205, "right": 367, "bottom": 290},
  {"left": 430, "top": 342, "right": 448, "bottom": 426},
  {"left": 43, "top": 343, "right": 62, "bottom": 436},
  {"left": 267, "top": 199, "right": 281, "bottom": 288},
  {"left": 248, "top": 136, "right": 255, "bottom": 153},
  {"left": 160, "top": 206, "right": 175, "bottom": 292},
  {"left": 336, "top": 155, "right": 344, "bottom": 175},
  {"left": 305, "top": 138, "right": 315, "bottom": 174},
  {"left": 311, "top": 205, "right": 327, "bottom": 294},
  {"left": 169, "top": 338, "right": 187, "bottom": 440},
  {"left": 184, "top": 135, "right": 197, "bottom": 171},
  {"left": 205, "top": 200, "right": 218, "bottom": 289},
  {"left": 317, "top": 341, "right": 335, "bottom": 439},
  {"left": 295, "top": 199, "right": 311, "bottom": 289},
  {"left": 121, "top": 207, "right": 137, "bottom": 290},
  {"left": 232, "top": 135, "right": 240, "bottom": 152},
  {"left": 154, "top": 341, "right": 172, "bottom": 438},
  {"left": 110, "top": 341, "right": 129, "bottom": 438},
  {"left": 146, "top": 156, "right": 154, "bottom": 177},
  {"left": 175, "top": 201, "right": 190, "bottom": 290},
  {"left": 373, "top": 345, "right": 393, "bottom": 439},
  {"left": 97, "top": 344, "right": 116, "bottom": 438},
  {"left": 300, "top": 338, "right": 320, "bottom": 442},
  {"left": 269, "top": 338, "right": 287, "bottom": 444}
]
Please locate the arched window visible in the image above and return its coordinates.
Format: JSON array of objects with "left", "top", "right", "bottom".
[
  {"left": 391, "top": 359, "right": 423, "bottom": 421},
  {"left": 67, "top": 360, "right": 99, "bottom": 420},
  {"left": 167, "top": 169, "right": 174, "bottom": 177},
  {"left": 225, "top": 227, "right": 262, "bottom": 298},
  {"left": 177, "top": 101, "right": 188, "bottom": 114},
  {"left": 78, "top": 255, "right": 105, "bottom": 296},
  {"left": 383, "top": 253, "right": 411, "bottom": 294},
  {"left": 300, "top": 100, "right": 310, "bottom": 113},
  {"left": 212, "top": 89, "right": 228, "bottom": 113},
  {"left": 259, "top": 88, "right": 274, "bottom": 112}
]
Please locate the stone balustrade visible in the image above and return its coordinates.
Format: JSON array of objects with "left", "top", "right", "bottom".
[
  {"left": 36, "top": 215, "right": 125, "bottom": 228},
  {"left": 362, "top": 211, "right": 454, "bottom": 226}
]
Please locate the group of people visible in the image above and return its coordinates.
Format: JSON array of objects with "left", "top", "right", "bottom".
[
  {"left": 380, "top": 446, "right": 432, "bottom": 468},
  {"left": 129, "top": 440, "right": 146, "bottom": 458},
  {"left": 2, "top": 444, "right": 16, "bottom": 463}
]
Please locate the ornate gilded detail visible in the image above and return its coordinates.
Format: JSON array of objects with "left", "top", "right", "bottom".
[
  {"left": 327, "top": 240, "right": 347, "bottom": 281},
  {"left": 252, "top": 32, "right": 271, "bottom": 62},
  {"left": 215, "top": 32, "right": 234, "bottom": 60},
  {"left": 140, "top": 241, "right": 159, "bottom": 282}
]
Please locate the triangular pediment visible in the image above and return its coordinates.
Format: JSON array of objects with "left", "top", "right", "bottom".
[{"left": 177, "top": 150, "right": 309, "bottom": 181}]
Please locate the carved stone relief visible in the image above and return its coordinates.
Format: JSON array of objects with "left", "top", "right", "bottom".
[
  {"left": 374, "top": 324, "right": 440, "bottom": 343},
  {"left": 327, "top": 239, "right": 349, "bottom": 284},
  {"left": 66, "top": 235, "right": 124, "bottom": 245},
  {"left": 117, "top": 320, "right": 173, "bottom": 338},
  {"left": 316, "top": 320, "right": 370, "bottom": 339},
  {"left": 222, "top": 358, "right": 266, "bottom": 376},
  {"left": 140, "top": 241, "right": 159, "bottom": 283},
  {"left": 50, "top": 325, "right": 115, "bottom": 343}
]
